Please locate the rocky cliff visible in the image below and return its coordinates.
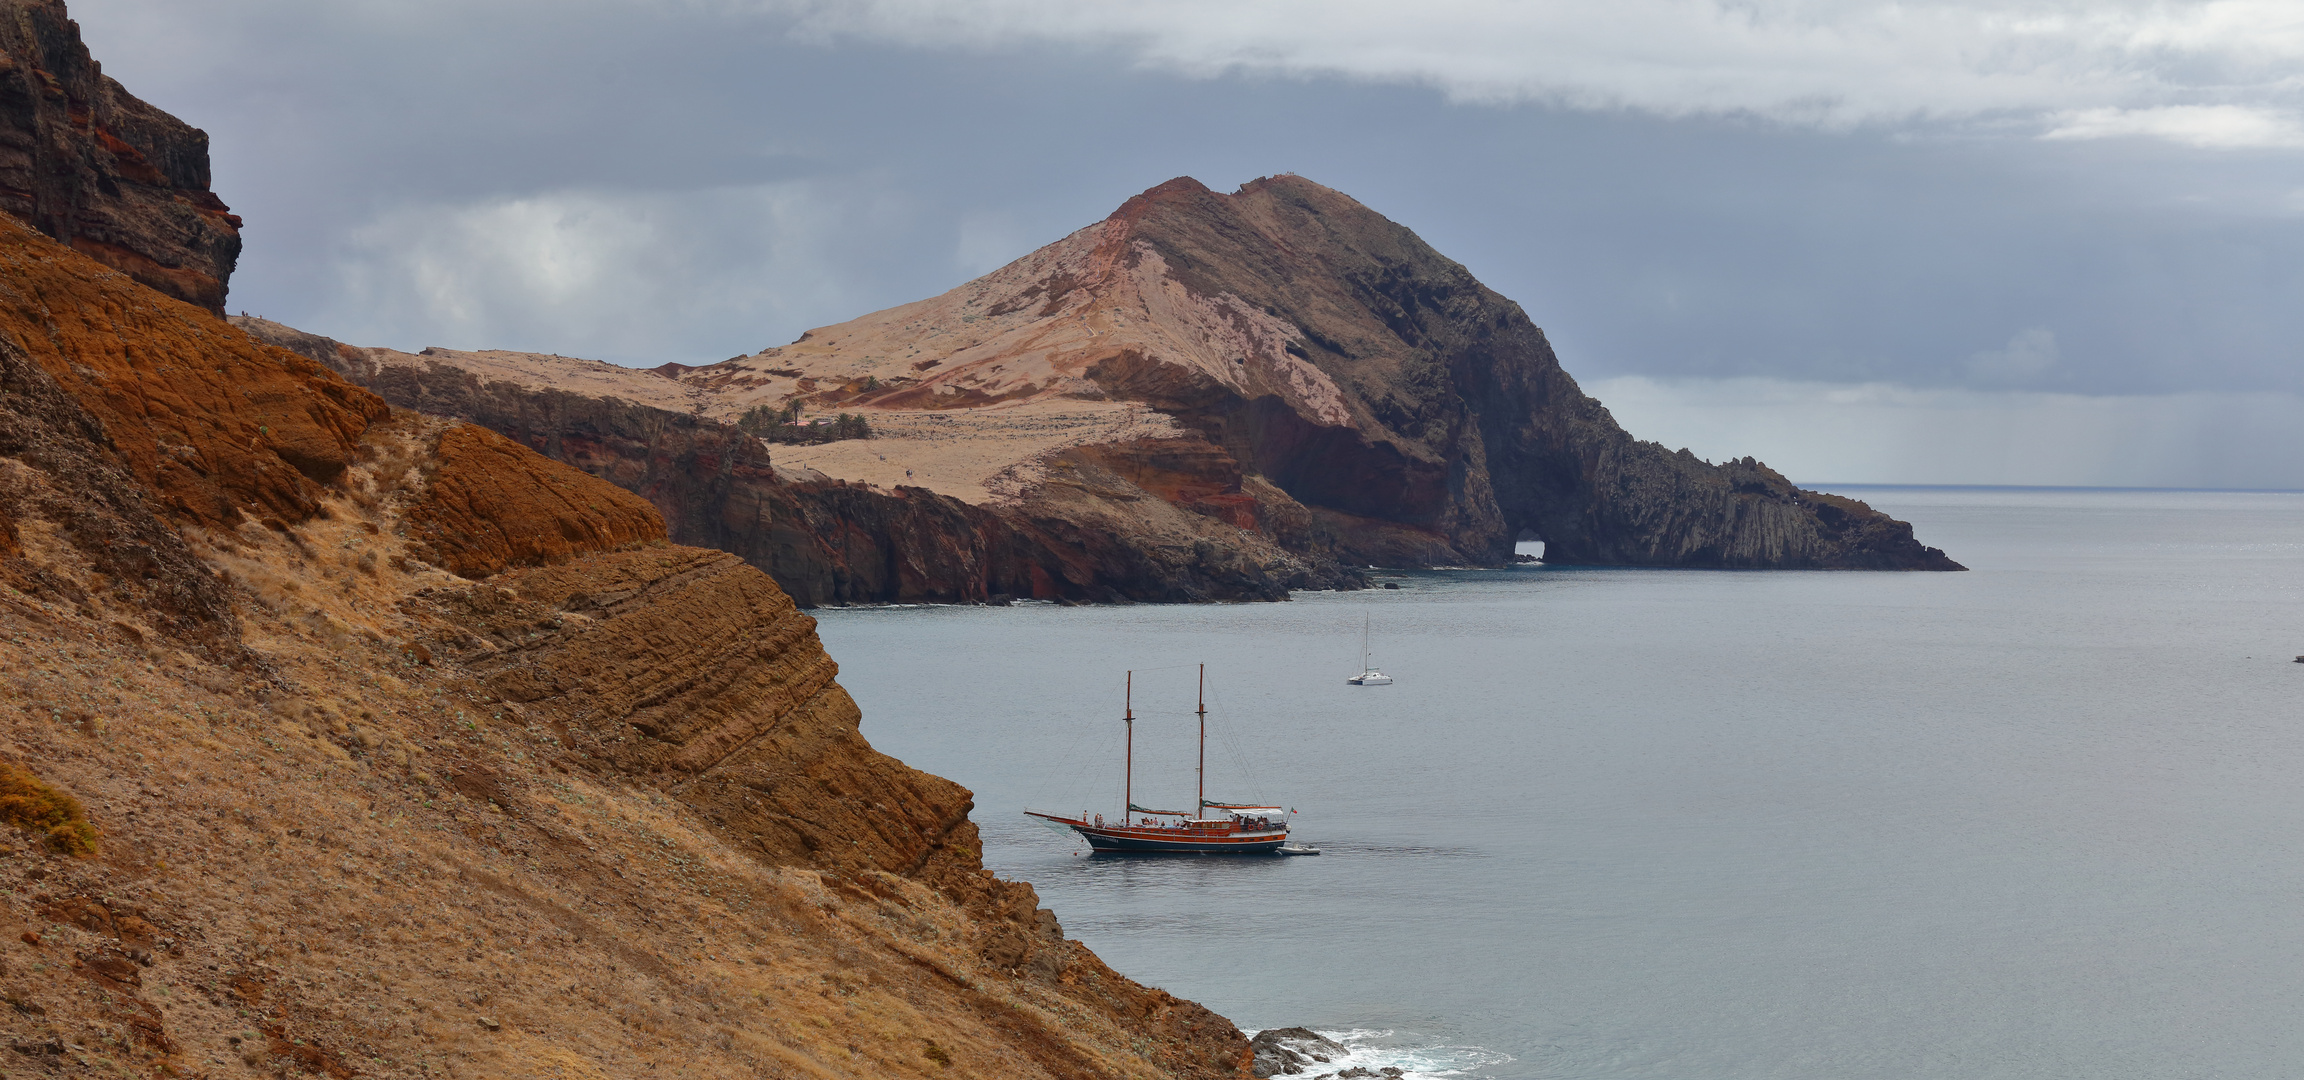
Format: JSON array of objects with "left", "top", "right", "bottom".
[
  {"left": 0, "top": 115, "right": 1249, "bottom": 1080},
  {"left": 1089, "top": 177, "right": 1962, "bottom": 571},
  {"left": 0, "top": 0, "right": 239, "bottom": 314}
]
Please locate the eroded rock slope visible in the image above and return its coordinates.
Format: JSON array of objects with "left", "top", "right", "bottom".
[{"left": 0, "top": 150, "right": 1248, "bottom": 1080}]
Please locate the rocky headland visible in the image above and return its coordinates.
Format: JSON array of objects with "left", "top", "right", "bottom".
[
  {"left": 246, "top": 177, "right": 1958, "bottom": 607},
  {"left": 0, "top": 8, "right": 1251, "bottom": 1076}
]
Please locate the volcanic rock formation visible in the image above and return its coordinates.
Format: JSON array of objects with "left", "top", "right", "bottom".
[{"left": 0, "top": 0, "right": 240, "bottom": 314}]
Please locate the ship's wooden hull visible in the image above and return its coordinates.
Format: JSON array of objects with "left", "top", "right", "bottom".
[{"left": 1028, "top": 812, "right": 1289, "bottom": 855}]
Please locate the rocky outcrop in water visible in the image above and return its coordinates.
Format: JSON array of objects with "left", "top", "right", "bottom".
[
  {"left": 1252, "top": 1028, "right": 1381, "bottom": 1078},
  {"left": 625, "top": 174, "right": 1958, "bottom": 573},
  {"left": 0, "top": 0, "right": 240, "bottom": 314}
]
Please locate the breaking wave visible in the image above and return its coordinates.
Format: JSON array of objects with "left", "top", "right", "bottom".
[{"left": 1254, "top": 1028, "right": 1514, "bottom": 1079}]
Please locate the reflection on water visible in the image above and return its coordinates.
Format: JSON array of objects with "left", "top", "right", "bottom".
[{"left": 822, "top": 488, "right": 2304, "bottom": 1079}]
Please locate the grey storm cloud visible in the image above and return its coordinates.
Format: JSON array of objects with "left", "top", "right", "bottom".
[
  {"left": 786, "top": 0, "right": 2304, "bottom": 135},
  {"left": 63, "top": 0, "right": 2304, "bottom": 486}
]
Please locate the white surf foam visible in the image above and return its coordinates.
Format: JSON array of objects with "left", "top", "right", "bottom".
[{"left": 1250, "top": 1027, "right": 1514, "bottom": 1079}]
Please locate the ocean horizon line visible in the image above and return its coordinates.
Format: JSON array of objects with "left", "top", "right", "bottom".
[{"left": 1798, "top": 482, "right": 2304, "bottom": 495}]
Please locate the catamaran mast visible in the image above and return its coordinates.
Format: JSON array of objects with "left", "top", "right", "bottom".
[
  {"left": 1124, "top": 670, "right": 1133, "bottom": 822},
  {"left": 1197, "top": 663, "right": 1207, "bottom": 817}
]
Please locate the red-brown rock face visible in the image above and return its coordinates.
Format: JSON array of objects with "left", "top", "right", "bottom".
[
  {"left": 0, "top": 214, "right": 386, "bottom": 529},
  {"left": 0, "top": 0, "right": 241, "bottom": 315},
  {"left": 403, "top": 421, "right": 668, "bottom": 579}
]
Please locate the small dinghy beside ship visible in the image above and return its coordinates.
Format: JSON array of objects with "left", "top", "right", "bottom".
[{"left": 1027, "top": 666, "right": 1312, "bottom": 855}]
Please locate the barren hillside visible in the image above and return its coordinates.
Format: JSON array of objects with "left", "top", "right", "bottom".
[{"left": 0, "top": 109, "right": 1247, "bottom": 1080}]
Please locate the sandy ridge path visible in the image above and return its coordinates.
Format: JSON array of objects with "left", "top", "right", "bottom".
[
  {"left": 354, "top": 343, "right": 711, "bottom": 415},
  {"left": 772, "top": 398, "right": 1186, "bottom": 504}
]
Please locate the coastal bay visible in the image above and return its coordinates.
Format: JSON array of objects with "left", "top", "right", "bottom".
[{"left": 827, "top": 487, "right": 2304, "bottom": 1078}]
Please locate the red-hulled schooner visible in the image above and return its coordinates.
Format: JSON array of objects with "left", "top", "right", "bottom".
[{"left": 1026, "top": 666, "right": 1306, "bottom": 855}]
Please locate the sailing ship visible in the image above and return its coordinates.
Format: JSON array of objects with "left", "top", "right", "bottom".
[
  {"left": 1025, "top": 666, "right": 1298, "bottom": 855},
  {"left": 1347, "top": 612, "right": 1393, "bottom": 685}
]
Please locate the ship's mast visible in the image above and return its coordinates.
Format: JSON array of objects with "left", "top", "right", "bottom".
[
  {"left": 1196, "top": 663, "right": 1207, "bottom": 818},
  {"left": 1124, "top": 670, "right": 1133, "bottom": 823}
]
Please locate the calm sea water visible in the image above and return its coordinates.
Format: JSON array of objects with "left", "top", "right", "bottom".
[{"left": 817, "top": 488, "right": 2304, "bottom": 1079}]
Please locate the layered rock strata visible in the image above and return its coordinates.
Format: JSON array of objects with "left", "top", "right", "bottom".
[
  {"left": 0, "top": 0, "right": 240, "bottom": 313},
  {"left": 1, "top": 143, "right": 1249, "bottom": 1078},
  {"left": 0, "top": 328, "right": 239, "bottom": 645}
]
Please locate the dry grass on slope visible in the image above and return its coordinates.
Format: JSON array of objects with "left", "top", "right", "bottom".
[
  {"left": 0, "top": 213, "right": 1248, "bottom": 1075},
  {"left": 0, "top": 506, "right": 1239, "bottom": 1080},
  {"left": 1, "top": 414, "right": 1247, "bottom": 1080}
]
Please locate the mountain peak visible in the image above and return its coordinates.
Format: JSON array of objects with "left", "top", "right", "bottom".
[{"left": 1107, "top": 174, "right": 1217, "bottom": 221}]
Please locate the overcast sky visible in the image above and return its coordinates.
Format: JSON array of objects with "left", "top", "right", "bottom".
[{"left": 71, "top": 0, "right": 2304, "bottom": 487}]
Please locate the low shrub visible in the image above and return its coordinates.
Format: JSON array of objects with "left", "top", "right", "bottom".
[{"left": 0, "top": 759, "right": 98, "bottom": 855}]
